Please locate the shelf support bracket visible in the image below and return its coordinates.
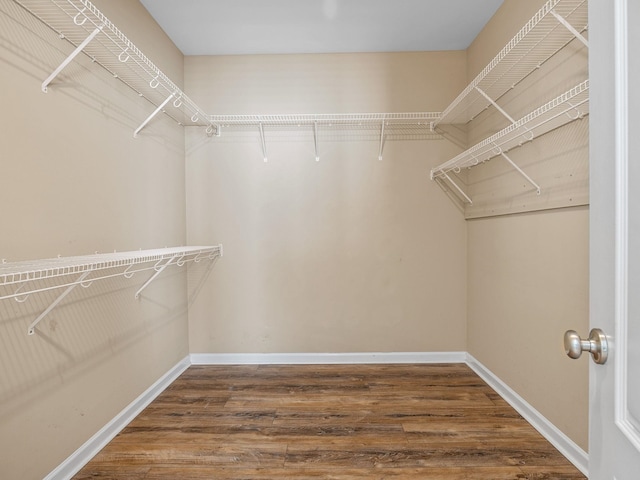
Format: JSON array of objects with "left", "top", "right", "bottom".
[
  {"left": 500, "top": 152, "right": 541, "bottom": 195},
  {"left": 259, "top": 123, "right": 268, "bottom": 162},
  {"left": 475, "top": 87, "right": 516, "bottom": 124},
  {"left": 28, "top": 270, "right": 92, "bottom": 335},
  {"left": 378, "top": 120, "right": 386, "bottom": 161},
  {"left": 134, "top": 93, "right": 175, "bottom": 138},
  {"left": 313, "top": 121, "right": 320, "bottom": 161},
  {"left": 550, "top": 10, "right": 589, "bottom": 48},
  {"left": 42, "top": 25, "right": 103, "bottom": 93},
  {"left": 441, "top": 171, "right": 473, "bottom": 205},
  {"left": 134, "top": 255, "right": 179, "bottom": 300}
]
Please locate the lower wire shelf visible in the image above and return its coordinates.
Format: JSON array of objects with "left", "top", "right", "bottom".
[
  {"left": 0, "top": 245, "right": 223, "bottom": 335},
  {"left": 430, "top": 80, "right": 589, "bottom": 205}
]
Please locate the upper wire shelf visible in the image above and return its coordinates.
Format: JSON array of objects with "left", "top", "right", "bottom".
[
  {"left": 11, "top": 0, "right": 444, "bottom": 142},
  {"left": 13, "top": 0, "right": 216, "bottom": 135},
  {"left": 434, "top": 0, "right": 588, "bottom": 127},
  {"left": 0, "top": 246, "right": 223, "bottom": 335}
]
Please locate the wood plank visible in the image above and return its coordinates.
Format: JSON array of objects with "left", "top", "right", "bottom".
[{"left": 73, "top": 364, "right": 586, "bottom": 479}]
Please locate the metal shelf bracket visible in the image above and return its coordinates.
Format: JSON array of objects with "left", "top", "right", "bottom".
[
  {"left": 313, "top": 121, "right": 320, "bottom": 161},
  {"left": 41, "top": 24, "right": 103, "bottom": 93},
  {"left": 27, "top": 270, "right": 92, "bottom": 335},
  {"left": 378, "top": 120, "right": 386, "bottom": 161},
  {"left": 259, "top": 123, "right": 268, "bottom": 162},
  {"left": 133, "top": 93, "right": 175, "bottom": 138},
  {"left": 475, "top": 86, "right": 516, "bottom": 124},
  {"left": 441, "top": 171, "right": 473, "bottom": 205},
  {"left": 134, "top": 254, "right": 178, "bottom": 299},
  {"left": 550, "top": 9, "right": 589, "bottom": 48},
  {"left": 500, "top": 152, "right": 541, "bottom": 194}
]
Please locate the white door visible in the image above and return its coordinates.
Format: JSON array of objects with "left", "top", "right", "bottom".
[{"left": 588, "top": 0, "right": 640, "bottom": 478}]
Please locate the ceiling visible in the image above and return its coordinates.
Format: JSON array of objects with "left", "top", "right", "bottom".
[{"left": 139, "top": 0, "right": 504, "bottom": 56}]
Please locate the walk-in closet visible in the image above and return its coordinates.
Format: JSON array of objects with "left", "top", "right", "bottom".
[{"left": 1, "top": 0, "right": 637, "bottom": 478}]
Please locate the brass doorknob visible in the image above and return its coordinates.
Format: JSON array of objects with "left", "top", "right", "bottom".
[{"left": 564, "top": 328, "right": 608, "bottom": 365}]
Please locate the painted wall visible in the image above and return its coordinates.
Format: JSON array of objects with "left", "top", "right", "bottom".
[
  {"left": 465, "top": 0, "right": 590, "bottom": 451},
  {"left": 184, "top": 52, "right": 469, "bottom": 354},
  {"left": 0, "top": 1, "right": 189, "bottom": 478}
]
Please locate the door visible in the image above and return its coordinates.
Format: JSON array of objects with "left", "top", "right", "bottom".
[{"left": 588, "top": 0, "right": 640, "bottom": 478}]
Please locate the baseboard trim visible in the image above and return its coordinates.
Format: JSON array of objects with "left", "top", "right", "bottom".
[
  {"left": 190, "top": 351, "right": 468, "bottom": 365},
  {"left": 465, "top": 353, "right": 589, "bottom": 477},
  {"left": 44, "top": 355, "right": 191, "bottom": 480}
]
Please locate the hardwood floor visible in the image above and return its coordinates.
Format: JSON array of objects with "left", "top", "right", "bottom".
[{"left": 74, "top": 364, "right": 586, "bottom": 479}]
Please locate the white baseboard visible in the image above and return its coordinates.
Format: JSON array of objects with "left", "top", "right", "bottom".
[
  {"left": 190, "top": 351, "right": 467, "bottom": 365},
  {"left": 44, "top": 355, "right": 191, "bottom": 480},
  {"left": 465, "top": 353, "right": 589, "bottom": 477}
]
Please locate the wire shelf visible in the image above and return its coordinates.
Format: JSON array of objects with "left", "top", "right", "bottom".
[
  {"left": 431, "top": 79, "right": 588, "bottom": 180},
  {"left": 1, "top": 246, "right": 223, "bottom": 335},
  {"left": 11, "top": 0, "right": 444, "bottom": 141},
  {"left": 13, "top": 0, "right": 214, "bottom": 131},
  {"left": 0, "top": 246, "right": 221, "bottom": 289},
  {"left": 209, "top": 112, "right": 440, "bottom": 127},
  {"left": 434, "top": 0, "right": 588, "bottom": 127}
]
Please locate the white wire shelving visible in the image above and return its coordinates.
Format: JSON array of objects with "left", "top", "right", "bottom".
[
  {"left": 430, "top": 0, "right": 589, "bottom": 207},
  {"left": 209, "top": 112, "right": 441, "bottom": 161},
  {"left": 433, "top": 0, "right": 588, "bottom": 128},
  {"left": 11, "top": 0, "right": 444, "bottom": 148},
  {"left": 13, "top": 0, "right": 217, "bottom": 136},
  {"left": 0, "top": 245, "right": 223, "bottom": 335},
  {"left": 431, "top": 80, "right": 589, "bottom": 204}
]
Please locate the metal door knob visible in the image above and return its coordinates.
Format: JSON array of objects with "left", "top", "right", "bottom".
[{"left": 564, "top": 328, "right": 608, "bottom": 365}]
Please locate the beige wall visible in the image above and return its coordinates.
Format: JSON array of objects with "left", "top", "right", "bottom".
[
  {"left": 0, "top": 1, "right": 188, "bottom": 478},
  {"left": 465, "top": 0, "right": 590, "bottom": 451},
  {"left": 184, "top": 52, "right": 468, "bottom": 354}
]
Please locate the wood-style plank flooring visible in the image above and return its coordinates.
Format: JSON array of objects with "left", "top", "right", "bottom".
[{"left": 74, "top": 364, "right": 586, "bottom": 479}]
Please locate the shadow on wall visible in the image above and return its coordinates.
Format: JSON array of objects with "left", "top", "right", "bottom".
[{"left": 0, "top": 258, "right": 217, "bottom": 422}]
